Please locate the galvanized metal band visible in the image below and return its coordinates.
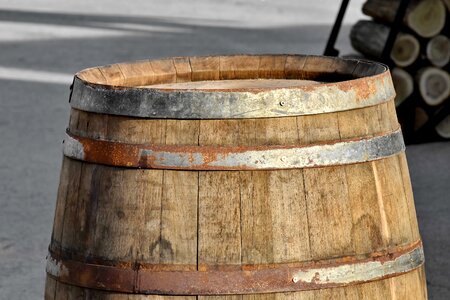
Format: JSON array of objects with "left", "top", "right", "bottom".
[
  {"left": 46, "top": 241, "right": 424, "bottom": 295},
  {"left": 69, "top": 68, "right": 395, "bottom": 120},
  {"left": 63, "top": 129, "right": 405, "bottom": 170}
]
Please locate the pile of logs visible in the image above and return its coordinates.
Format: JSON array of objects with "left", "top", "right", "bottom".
[{"left": 350, "top": 0, "right": 450, "bottom": 142}]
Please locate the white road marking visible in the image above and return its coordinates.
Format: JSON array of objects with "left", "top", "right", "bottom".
[
  {"left": 0, "top": 66, "right": 73, "bottom": 84},
  {"left": 0, "top": 21, "right": 129, "bottom": 42}
]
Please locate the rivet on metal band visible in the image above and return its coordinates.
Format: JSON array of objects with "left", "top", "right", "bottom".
[
  {"left": 69, "top": 63, "right": 395, "bottom": 120},
  {"left": 46, "top": 241, "right": 424, "bottom": 295},
  {"left": 62, "top": 128, "right": 405, "bottom": 170}
]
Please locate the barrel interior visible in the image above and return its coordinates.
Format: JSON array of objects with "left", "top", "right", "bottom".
[{"left": 77, "top": 55, "right": 386, "bottom": 88}]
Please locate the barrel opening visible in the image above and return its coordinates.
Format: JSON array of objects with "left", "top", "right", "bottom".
[
  {"left": 70, "top": 55, "right": 393, "bottom": 119},
  {"left": 76, "top": 55, "right": 388, "bottom": 90}
]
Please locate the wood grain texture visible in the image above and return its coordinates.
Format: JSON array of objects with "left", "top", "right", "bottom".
[
  {"left": 190, "top": 56, "right": 220, "bottom": 81},
  {"left": 406, "top": 0, "right": 446, "bottom": 38},
  {"left": 150, "top": 59, "right": 177, "bottom": 84},
  {"left": 76, "top": 67, "right": 106, "bottom": 84},
  {"left": 236, "top": 117, "right": 312, "bottom": 300},
  {"left": 47, "top": 103, "right": 426, "bottom": 298},
  {"left": 391, "top": 68, "right": 414, "bottom": 107},
  {"left": 143, "top": 79, "right": 319, "bottom": 90},
  {"left": 416, "top": 67, "right": 450, "bottom": 106},
  {"left": 426, "top": 35, "right": 450, "bottom": 68},
  {"left": 362, "top": 0, "right": 445, "bottom": 38},
  {"left": 47, "top": 56, "right": 426, "bottom": 298},
  {"left": 350, "top": 20, "right": 420, "bottom": 67},
  {"left": 99, "top": 64, "right": 125, "bottom": 86},
  {"left": 259, "top": 55, "right": 287, "bottom": 79},
  {"left": 48, "top": 111, "right": 198, "bottom": 299},
  {"left": 390, "top": 34, "right": 420, "bottom": 67},
  {"left": 117, "top": 60, "right": 154, "bottom": 86},
  {"left": 76, "top": 55, "right": 389, "bottom": 89},
  {"left": 198, "top": 119, "right": 242, "bottom": 300},
  {"left": 219, "top": 55, "right": 260, "bottom": 80},
  {"left": 173, "top": 57, "right": 192, "bottom": 83}
]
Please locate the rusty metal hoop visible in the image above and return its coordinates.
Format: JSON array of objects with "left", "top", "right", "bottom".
[
  {"left": 63, "top": 128, "right": 405, "bottom": 170},
  {"left": 46, "top": 241, "right": 424, "bottom": 295}
]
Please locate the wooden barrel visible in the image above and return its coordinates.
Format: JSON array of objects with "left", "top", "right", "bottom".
[{"left": 45, "top": 55, "right": 427, "bottom": 299}]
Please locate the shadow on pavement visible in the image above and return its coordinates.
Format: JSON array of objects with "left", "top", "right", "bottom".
[{"left": 0, "top": 8, "right": 351, "bottom": 74}]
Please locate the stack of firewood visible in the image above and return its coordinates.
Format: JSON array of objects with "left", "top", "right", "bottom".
[{"left": 350, "top": 0, "right": 450, "bottom": 142}]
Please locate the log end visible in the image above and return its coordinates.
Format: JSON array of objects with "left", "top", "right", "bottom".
[
  {"left": 417, "top": 67, "right": 450, "bottom": 106},
  {"left": 407, "top": 0, "right": 446, "bottom": 38},
  {"left": 426, "top": 35, "right": 450, "bottom": 68}
]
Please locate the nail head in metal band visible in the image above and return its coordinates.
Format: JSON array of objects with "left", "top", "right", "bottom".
[
  {"left": 70, "top": 55, "right": 395, "bottom": 119},
  {"left": 63, "top": 129, "right": 405, "bottom": 170},
  {"left": 46, "top": 241, "right": 424, "bottom": 295}
]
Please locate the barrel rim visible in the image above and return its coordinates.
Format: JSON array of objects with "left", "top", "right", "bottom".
[
  {"left": 75, "top": 54, "right": 389, "bottom": 91},
  {"left": 69, "top": 54, "right": 395, "bottom": 119}
]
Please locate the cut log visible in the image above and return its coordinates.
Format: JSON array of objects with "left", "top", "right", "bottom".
[
  {"left": 436, "top": 114, "right": 450, "bottom": 138},
  {"left": 427, "top": 35, "right": 450, "bottom": 67},
  {"left": 350, "top": 21, "right": 420, "bottom": 67},
  {"left": 444, "top": 0, "right": 450, "bottom": 11},
  {"left": 350, "top": 21, "right": 387, "bottom": 58},
  {"left": 407, "top": 0, "right": 446, "bottom": 37},
  {"left": 392, "top": 68, "right": 414, "bottom": 107},
  {"left": 416, "top": 67, "right": 450, "bottom": 106},
  {"left": 363, "top": 0, "right": 415, "bottom": 24},
  {"left": 390, "top": 34, "right": 421, "bottom": 67},
  {"left": 363, "top": 0, "right": 446, "bottom": 38}
]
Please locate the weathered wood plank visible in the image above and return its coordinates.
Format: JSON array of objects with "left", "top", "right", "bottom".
[
  {"left": 189, "top": 56, "right": 220, "bottom": 81},
  {"left": 117, "top": 60, "right": 154, "bottom": 86},
  {"left": 173, "top": 57, "right": 192, "bottom": 83},
  {"left": 160, "top": 119, "right": 199, "bottom": 265},
  {"left": 198, "top": 119, "right": 242, "bottom": 300},
  {"left": 76, "top": 67, "right": 106, "bottom": 84},
  {"left": 150, "top": 59, "right": 177, "bottom": 84},
  {"left": 219, "top": 55, "right": 260, "bottom": 80},
  {"left": 258, "top": 55, "right": 286, "bottom": 79},
  {"left": 98, "top": 64, "right": 125, "bottom": 85}
]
